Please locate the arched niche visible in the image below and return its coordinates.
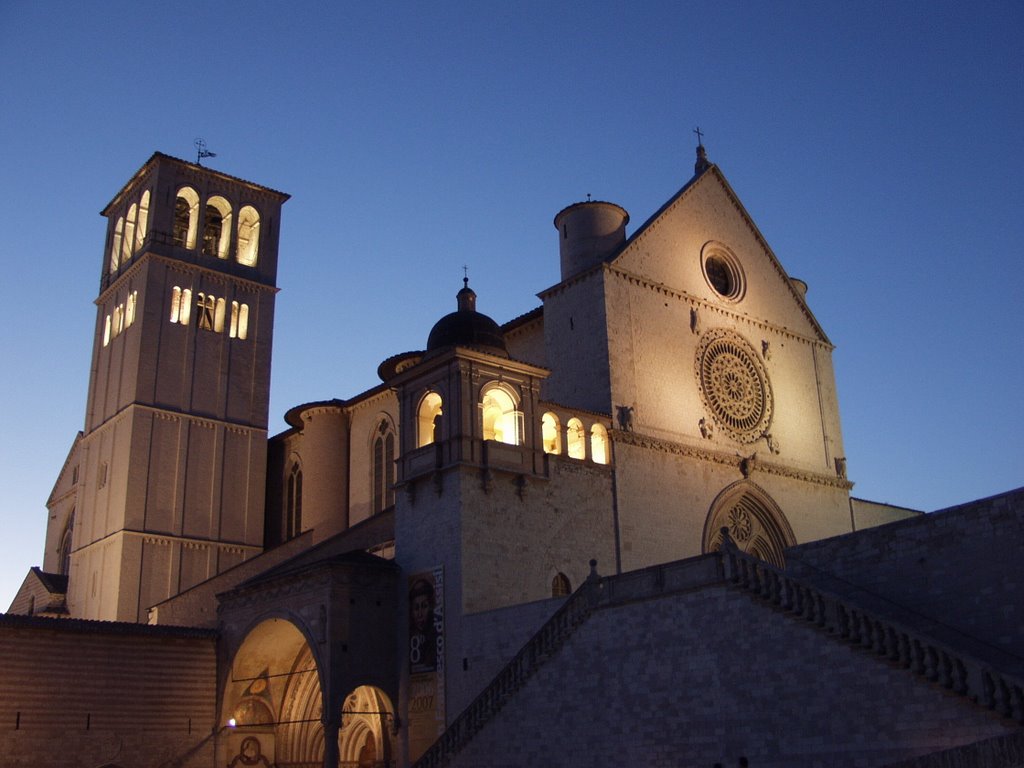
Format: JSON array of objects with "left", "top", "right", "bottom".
[
  {"left": 702, "top": 480, "right": 795, "bottom": 568},
  {"left": 541, "top": 412, "right": 561, "bottom": 455},
  {"left": 204, "top": 195, "right": 233, "bottom": 259}
]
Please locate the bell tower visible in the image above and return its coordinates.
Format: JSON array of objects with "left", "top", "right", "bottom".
[{"left": 69, "top": 153, "right": 289, "bottom": 622}]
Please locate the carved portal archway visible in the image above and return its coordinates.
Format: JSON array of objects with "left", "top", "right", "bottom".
[
  {"left": 222, "top": 617, "right": 322, "bottom": 767},
  {"left": 702, "top": 481, "right": 795, "bottom": 567}
]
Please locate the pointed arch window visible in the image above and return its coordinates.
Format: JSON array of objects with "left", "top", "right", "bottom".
[
  {"left": 542, "top": 412, "right": 561, "bottom": 455},
  {"left": 59, "top": 509, "right": 75, "bottom": 576},
  {"left": 172, "top": 187, "right": 200, "bottom": 249},
  {"left": 590, "top": 423, "right": 609, "bottom": 465},
  {"left": 286, "top": 463, "right": 303, "bottom": 540},
  {"left": 372, "top": 420, "right": 396, "bottom": 514},
  {"left": 417, "top": 392, "right": 443, "bottom": 448},
  {"left": 566, "top": 418, "right": 585, "bottom": 460},
  {"left": 481, "top": 385, "right": 522, "bottom": 446}
]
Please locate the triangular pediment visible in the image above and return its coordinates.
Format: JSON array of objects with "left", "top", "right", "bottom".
[{"left": 611, "top": 165, "right": 829, "bottom": 344}]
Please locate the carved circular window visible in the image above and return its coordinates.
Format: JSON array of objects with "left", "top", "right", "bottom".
[
  {"left": 701, "top": 242, "right": 745, "bottom": 302},
  {"left": 696, "top": 329, "right": 772, "bottom": 443}
]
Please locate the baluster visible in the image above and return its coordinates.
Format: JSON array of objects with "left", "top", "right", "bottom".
[
  {"left": 886, "top": 626, "right": 899, "bottom": 661},
  {"left": 983, "top": 670, "right": 996, "bottom": 709},
  {"left": 911, "top": 639, "right": 925, "bottom": 675},
  {"left": 837, "top": 605, "right": 850, "bottom": 638},
  {"left": 998, "top": 677, "right": 1013, "bottom": 718},
  {"left": 781, "top": 578, "right": 794, "bottom": 611},
  {"left": 1012, "top": 685, "right": 1024, "bottom": 724},
  {"left": 925, "top": 646, "right": 939, "bottom": 681},
  {"left": 940, "top": 652, "right": 953, "bottom": 689},
  {"left": 953, "top": 658, "right": 968, "bottom": 695},
  {"left": 897, "top": 633, "right": 911, "bottom": 668},
  {"left": 816, "top": 594, "right": 827, "bottom": 627}
]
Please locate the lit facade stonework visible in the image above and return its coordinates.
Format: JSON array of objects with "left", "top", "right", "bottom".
[{"left": 5, "top": 147, "right": 1021, "bottom": 768}]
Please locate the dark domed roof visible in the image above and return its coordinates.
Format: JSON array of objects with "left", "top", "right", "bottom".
[{"left": 425, "top": 279, "right": 508, "bottom": 358}]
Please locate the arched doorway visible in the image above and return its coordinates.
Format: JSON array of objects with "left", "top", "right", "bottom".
[
  {"left": 222, "top": 617, "right": 323, "bottom": 768},
  {"left": 703, "top": 481, "right": 795, "bottom": 567},
  {"left": 339, "top": 685, "right": 396, "bottom": 768}
]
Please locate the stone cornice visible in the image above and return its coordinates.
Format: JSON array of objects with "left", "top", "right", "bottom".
[
  {"left": 612, "top": 429, "right": 852, "bottom": 490},
  {"left": 84, "top": 402, "right": 269, "bottom": 440}
]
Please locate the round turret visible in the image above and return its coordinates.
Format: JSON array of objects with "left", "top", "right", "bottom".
[{"left": 553, "top": 200, "right": 629, "bottom": 281}]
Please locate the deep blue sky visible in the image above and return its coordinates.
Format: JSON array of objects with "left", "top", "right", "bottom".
[{"left": 1, "top": 1, "right": 1021, "bottom": 607}]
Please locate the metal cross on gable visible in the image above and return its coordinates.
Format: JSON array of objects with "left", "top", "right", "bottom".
[{"left": 693, "top": 126, "right": 705, "bottom": 147}]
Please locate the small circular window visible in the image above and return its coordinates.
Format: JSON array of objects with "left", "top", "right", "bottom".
[{"left": 701, "top": 243, "right": 745, "bottom": 302}]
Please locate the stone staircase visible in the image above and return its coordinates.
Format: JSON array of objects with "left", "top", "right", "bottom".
[{"left": 413, "top": 539, "right": 1024, "bottom": 768}]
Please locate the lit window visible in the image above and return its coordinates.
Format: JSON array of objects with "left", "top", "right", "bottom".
[
  {"left": 236, "top": 205, "right": 260, "bottom": 266},
  {"left": 110, "top": 217, "right": 124, "bottom": 273},
  {"left": 113, "top": 304, "right": 124, "bottom": 337},
  {"left": 286, "top": 463, "right": 303, "bottom": 540},
  {"left": 542, "top": 412, "right": 561, "bottom": 454},
  {"left": 552, "top": 572, "right": 571, "bottom": 597},
  {"left": 103, "top": 315, "right": 111, "bottom": 347},
  {"left": 123, "top": 203, "right": 137, "bottom": 262},
  {"left": 173, "top": 187, "right": 200, "bottom": 248},
  {"left": 135, "top": 190, "right": 150, "bottom": 251},
  {"left": 203, "top": 196, "right": 232, "bottom": 259},
  {"left": 590, "top": 424, "right": 609, "bottom": 465},
  {"left": 229, "top": 302, "right": 249, "bottom": 340},
  {"left": 197, "top": 292, "right": 216, "bottom": 331},
  {"left": 372, "top": 420, "right": 396, "bottom": 514},
  {"left": 566, "top": 418, "right": 585, "bottom": 460},
  {"left": 481, "top": 385, "right": 522, "bottom": 445},
  {"left": 170, "top": 286, "right": 193, "bottom": 325},
  {"left": 214, "top": 297, "right": 226, "bottom": 333},
  {"left": 125, "top": 291, "right": 137, "bottom": 327},
  {"left": 417, "top": 392, "right": 443, "bottom": 448}
]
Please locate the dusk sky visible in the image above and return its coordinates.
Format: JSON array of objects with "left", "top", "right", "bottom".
[{"left": 0, "top": 1, "right": 1020, "bottom": 608}]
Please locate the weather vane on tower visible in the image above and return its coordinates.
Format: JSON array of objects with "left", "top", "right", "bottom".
[{"left": 194, "top": 138, "right": 217, "bottom": 166}]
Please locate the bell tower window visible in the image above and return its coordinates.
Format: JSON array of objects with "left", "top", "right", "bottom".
[
  {"left": 203, "top": 196, "right": 232, "bottom": 259},
  {"left": 236, "top": 205, "right": 260, "bottom": 266},
  {"left": 172, "top": 187, "right": 200, "bottom": 249},
  {"left": 122, "top": 203, "right": 137, "bottom": 264},
  {"left": 134, "top": 190, "right": 150, "bottom": 252},
  {"left": 109, "top": 217, "right": 124, "bottom": 273}
]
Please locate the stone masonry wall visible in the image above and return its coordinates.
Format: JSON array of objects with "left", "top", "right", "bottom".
[
  {"left": 448, "top": 582, "right": 1018, "bottom": 768},
  {"left": 0, "top": 616, "right": 217, "bottom": 768},
  {"left": 786, "top": 487, "right": 1024, "bottom": 667}
]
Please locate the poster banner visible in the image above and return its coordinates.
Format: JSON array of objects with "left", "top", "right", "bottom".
[{"left": 407, "top": 567, "right": 445, "bottom": 760}]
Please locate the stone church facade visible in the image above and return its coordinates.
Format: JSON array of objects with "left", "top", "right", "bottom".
[{"left": 4, "top": 147, "right": 1021, "bottom": 768}]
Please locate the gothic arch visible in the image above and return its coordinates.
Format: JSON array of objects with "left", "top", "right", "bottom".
[
  {"left": 370, "top": 414, "right": 397, "bottom": 514},
  {"left": 702, "top": 481, "right": 795, "bottom": 568}
]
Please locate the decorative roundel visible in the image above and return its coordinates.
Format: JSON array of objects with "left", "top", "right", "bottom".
[{"left": 696, "top": 329, "right": 773, "bottom": 443}]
